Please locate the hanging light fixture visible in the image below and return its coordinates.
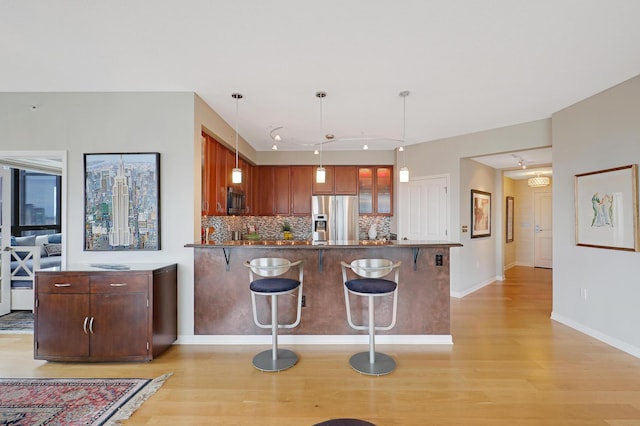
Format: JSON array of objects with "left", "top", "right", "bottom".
[
  {"left": 399, "top": 90, "right": 410, "bottom": 183},
  {"left": 316, "top": 91, "right": 326, "bottom": 183},
  {"left": 528, "top": 174, "right": 550, "bottom": 187},
  {"left": 231, "top": 92, "right": 243, "bottom": 184}
]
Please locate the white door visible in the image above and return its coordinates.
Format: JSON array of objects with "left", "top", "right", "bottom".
[
  {"left": 534, "top": 191, "right": 553, "bottom": 268},
  {"left": 399, "top": 175, "right": 449, "bottom": 240},
  {"left": 0, "top": 168, "right": 11, "bottom": 315}
]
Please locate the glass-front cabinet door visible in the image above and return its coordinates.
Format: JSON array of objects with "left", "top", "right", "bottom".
[
  {"left": 358, "top": 166, "right": 393, "bottom": 215},
  {"left": 358, "top": 167, "right": 374, "bottom": 214},
  {"left": 376, "top": 167, "right": 392, "bottom": 214}
]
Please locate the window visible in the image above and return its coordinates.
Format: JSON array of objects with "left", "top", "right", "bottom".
[{"left": 12, "top": 169, "right": 61, "bottom": 236}]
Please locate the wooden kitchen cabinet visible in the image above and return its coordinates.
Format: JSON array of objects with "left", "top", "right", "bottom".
[
  {"left": 290, "top": 166, "right": 312, "bottom": 215},
  {"left": 34, "top": 263, "right": 177, "bottom": 362},
  {"left": 358, "top": 166, "right": 393, "bottom": 215},
  {"left": 334, "top": 166, "right": 358, "bottom": 195},
  {"left": 312, "top": 165, "right": 335, "bottom": 194},
  {"left": 312, "top": 166, "right": 358, "bottom": 195}
]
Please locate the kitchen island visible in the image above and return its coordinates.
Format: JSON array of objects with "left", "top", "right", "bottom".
[{"left": 186, "top": 240, "right": 461, "bottom": 344}]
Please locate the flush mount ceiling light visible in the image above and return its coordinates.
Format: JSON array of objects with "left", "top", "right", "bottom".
[
  {"left": 528, "top": 174, "right": 550, "bottom": 187},
  {"left": 315, "top": 91, "right": 327, "bottom": 183},
  {"left": 399, "top": 90, "right": 410, "bottom": 183},
  {"left": 231, "top": 92, "right": 243, "bottom": 184}
]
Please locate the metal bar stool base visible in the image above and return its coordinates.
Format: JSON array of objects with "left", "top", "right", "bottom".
[
  {"left": 253, "top": 349, "right": 298, "bottom": 372},
  {"left": 349, "top": 352, "right": 396, "bottom": 376}
]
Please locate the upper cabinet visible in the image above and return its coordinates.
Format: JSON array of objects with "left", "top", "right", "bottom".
[
  {"left": 203, "top": 137, "right": 392, "bottom": 217},
  {"left": 312, "top": 166, "right": 357, "bottom": 195},
  {"left": 202, "top": 132, "right": 254, "bottom": 216},
  {"left": 334, "top": 166, "right": 358, "bottom": 195},
  {"left": 290, "top": 166, "right": 312, "bottom": 215},
  {"left": 358, "top": 166, "right": 393, "bottom": 215}
]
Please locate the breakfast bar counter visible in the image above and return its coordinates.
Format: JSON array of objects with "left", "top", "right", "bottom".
[{"left": 186, "top": 240, "right": 461, "bottom": 342}]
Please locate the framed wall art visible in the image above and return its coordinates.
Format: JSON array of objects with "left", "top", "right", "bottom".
[
  {"left": 575, "top": 164, "right": 638, "bottom": 251},
  {"left": 84, "top": 152, "right": 161, "bottom": 251},
  {"left": 471, "top": 189, "right": 491, "bottom": 238},
  {"left": 506, "top": 196, "right": 514, "bottom": 243}
]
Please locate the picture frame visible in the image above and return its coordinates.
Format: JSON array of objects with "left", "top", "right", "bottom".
[
  {"left": 84, "top": 152, "right": 161, "bottom": 251},
  {"left": 506, "top": 196, "right": 514, "bottom": 243},
  {"left": 471, "top": 189, "right": 491, "bottom": 238},
  {"left": 575, "top": 164, "right": 638, "bottom": 251}
]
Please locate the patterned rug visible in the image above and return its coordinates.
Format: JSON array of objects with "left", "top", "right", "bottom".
[
  {"left": 0, "top": 311, "right": 34, "bottom": 334},
  {"left": 0, "top": 373, "right": 172, "bottom": 425}
]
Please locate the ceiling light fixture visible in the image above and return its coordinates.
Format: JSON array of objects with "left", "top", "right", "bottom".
[
  {"left": 363, "top": 144, "right": 369, "bottom": 150},
  {"left": 316, "top": 91, "right": 327, "bottom": 183},
  {"left": 231, "top": 92, "right": 243, "bottom": 184},
  {"left": 518, "top": 158, "right": 527, "bottom": 169},
  {"left": 271, "top": 144, "right": 278, "bottom": 150},
  {"left": 528, "top": 174, "right": 550, "bottom": 187},
  {"left": 399, "top": 90, "right": 410, "bottom": 183}
]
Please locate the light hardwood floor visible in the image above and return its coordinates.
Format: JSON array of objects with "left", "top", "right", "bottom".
[{"left": 2, "top": 266, "right": 640, "bottom": 425}]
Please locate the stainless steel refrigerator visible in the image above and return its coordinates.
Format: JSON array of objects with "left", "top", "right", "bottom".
[{"left": 311, "top": 195, "right": 359, "bottom": 243}]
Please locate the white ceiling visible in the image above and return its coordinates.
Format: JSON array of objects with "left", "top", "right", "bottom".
[
  {"left": 471, "top": 147, "right": 552, "bottom": 180},
  {"left": 2, "top": 1, "right": 640, "bottom": 153}
]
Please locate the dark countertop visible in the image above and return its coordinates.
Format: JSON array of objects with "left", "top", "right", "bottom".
[{"left": 186, "top": 240, "right": 462, "bottom": 249}]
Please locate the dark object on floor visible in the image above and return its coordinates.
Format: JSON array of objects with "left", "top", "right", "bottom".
[{"left": 314, "top": 419, "right": 376, "bottom": 426}]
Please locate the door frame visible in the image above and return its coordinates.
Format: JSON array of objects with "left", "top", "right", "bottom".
[{"left": 0, "top": 150, "right": 67, "bottom": 313}]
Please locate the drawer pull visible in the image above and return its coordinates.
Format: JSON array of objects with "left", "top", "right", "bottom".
[
  {"left": 83, "top": 317, "right": 89, "bottom": 334},
  {"left": 89, "top": 317, "right": 95, "bottom": 334},
  {"left": 54, "top": 283, "right": 72, "bottom": 287},
  {"left": 109, "top": 283, "right": 128, "bottom": 287}
]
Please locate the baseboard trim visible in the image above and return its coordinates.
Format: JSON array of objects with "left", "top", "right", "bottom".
[
  {"left": 551, "top": 312, "right": 640, "bottom": 359},
  {"left": 451, "top": 276, "right": 497, "bottom": 299},
  {"left": 176, "top": 334, "right": 454, "bottom": 345}
]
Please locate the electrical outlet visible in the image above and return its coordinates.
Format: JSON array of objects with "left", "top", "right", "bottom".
[
  {"left": 580, "top": 288, "right": 588, "bottom": 300},
  {"left": 435, "top": 254, "right": 443, "bottom": 266},
  {"left": 301, "top": 295, "right": 306, "bottom": 307}
]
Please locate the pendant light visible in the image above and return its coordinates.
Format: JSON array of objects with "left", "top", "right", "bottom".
[
  {"left": 399, "top": 90, "right": 410, "bottom": 183},
  {"left": 231, "top": 92, "right": 243, "bottom": 184},
  {"left": 316, "top": 91, "right": 326, "bottom": 183}
]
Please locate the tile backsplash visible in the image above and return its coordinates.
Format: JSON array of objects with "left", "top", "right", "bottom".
[{"left": 202, "top": 215, "right": 391, "bottom": 243}]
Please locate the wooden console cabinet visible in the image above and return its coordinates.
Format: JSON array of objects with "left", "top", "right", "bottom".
[{"left": 34, "top": 263, "right": 177, "bottom": 362}]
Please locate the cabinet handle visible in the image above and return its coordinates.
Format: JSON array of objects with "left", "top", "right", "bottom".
[
  {"left": 83, "top": 316, "right": 89, "bottom": 334},
  {"left": 89, "top": 317, "right": 94, "bottom": 334},
  {"left": 54, "top": 283, "right": 71, "bottom": 287},
  {"left": 109, "top": 283, "right": 128, "bottom": 287}
]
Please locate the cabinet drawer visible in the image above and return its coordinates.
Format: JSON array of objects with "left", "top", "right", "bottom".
[
  {"left": 36, "top": 275, "right": 90, "bottom": 293},
  {"left": 90, "top": 274, "right": 148, "bottom": 293}
]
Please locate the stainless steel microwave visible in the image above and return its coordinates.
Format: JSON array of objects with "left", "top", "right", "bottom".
[{"left": 227, "top": 187, "right": 246, "bottom": 215}]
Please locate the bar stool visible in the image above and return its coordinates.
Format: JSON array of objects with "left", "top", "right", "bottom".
[
  {"left": 341, "top": 258, "right": 401, "bottom": 376},
  {"left": 245, "top": 257, "right": 304, "bottom": 372}
]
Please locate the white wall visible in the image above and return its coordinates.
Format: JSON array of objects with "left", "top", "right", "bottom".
[
  {"left": 551, "top": 75, "right": 640, "bottom": 357},
  {"left": 0, "top": 92, "right": 197, "bottom": 336},
  {"left": 404, "top": 119, "right": 551, "bottom": 295}
]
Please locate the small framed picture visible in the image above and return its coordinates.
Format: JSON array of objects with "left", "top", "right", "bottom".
[
  {"left": 471, "top": 189, "right": 491, "bottom": 238},
  {"left": 575, "top": 164, "right": 638, "bottom": 251},
  {"left": 506, "top": 196, "right": 514, "bottom": 243}
]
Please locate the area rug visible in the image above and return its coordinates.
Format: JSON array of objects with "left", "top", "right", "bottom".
[
  {"left": 0, "top": 311, "right": 33, "bottom": 334},
  {"left": 0, "top": 372, "right": 172, "bottom": 425}
]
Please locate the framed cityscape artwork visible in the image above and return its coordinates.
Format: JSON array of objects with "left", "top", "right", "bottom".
[
  {"left": 575, "top": 164, "right": 638, "bottom": 251},
  {"left": 471, "top": 189, "right": 491, "bottom": 238},
  {"left": 84, "top": 152, "right": 161, "bottom": 251}
]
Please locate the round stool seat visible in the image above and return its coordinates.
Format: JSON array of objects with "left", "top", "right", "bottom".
[
  {"left": 345, "top": 278, "right": 396, "bottom": 294},
  {"left": 250, "top": 278, "right": 300, "bottom": 293}
]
